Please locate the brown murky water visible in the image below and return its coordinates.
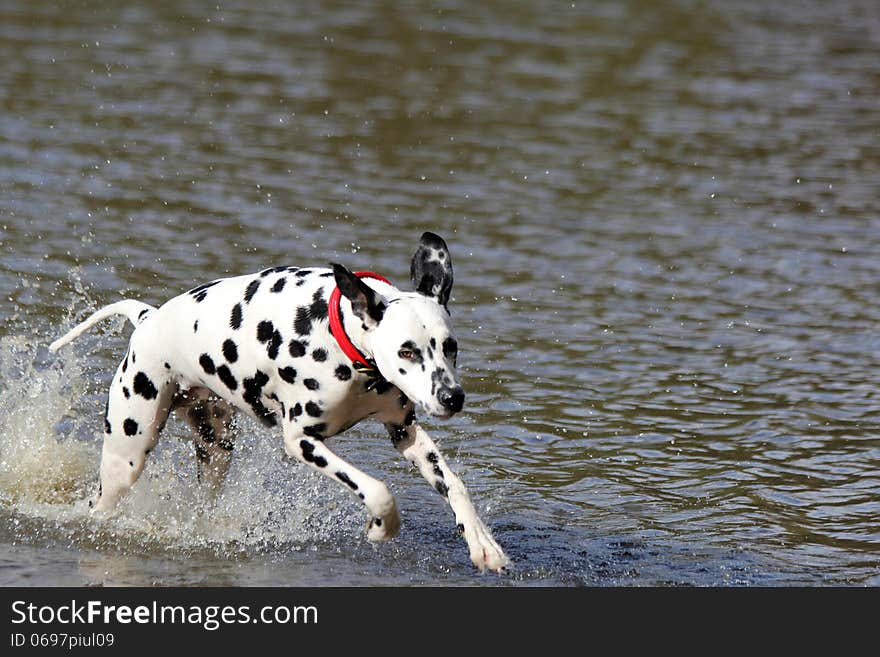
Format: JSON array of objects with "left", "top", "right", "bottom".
[{"left": 1, "top": 0, "right": 878, "bottom": 585}]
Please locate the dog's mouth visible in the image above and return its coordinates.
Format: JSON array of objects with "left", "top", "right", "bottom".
[
  {"left": 416, "top": 399, "right": 462, "bottom": 420},
  {"left": 426, "top": 407, "right": 458, "bottom": 420}
]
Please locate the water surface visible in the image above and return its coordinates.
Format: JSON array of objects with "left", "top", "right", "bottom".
[{"left": 1, "top": 0, "right": 878, "bottom": 585}]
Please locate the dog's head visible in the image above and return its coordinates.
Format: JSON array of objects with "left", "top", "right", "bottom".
[{"left": 331, "top": 232, "right": 463, "bottom": 418}]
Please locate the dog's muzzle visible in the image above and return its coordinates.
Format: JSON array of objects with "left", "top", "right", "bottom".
[{"left": 438, "top": 386, "right": 465, "bottom": 415}]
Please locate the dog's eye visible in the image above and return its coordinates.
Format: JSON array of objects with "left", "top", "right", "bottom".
[{"left": 398, "top": 349, "right": 415, "bottom": 360}]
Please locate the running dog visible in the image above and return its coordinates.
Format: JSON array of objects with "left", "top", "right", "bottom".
[{"left": 50, "top": 232, "right": 509, "bottom": 572}]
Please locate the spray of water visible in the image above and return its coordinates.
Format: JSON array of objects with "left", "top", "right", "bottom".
[{"left": 0, "top": 286, "right": 361, "bottom": 559}]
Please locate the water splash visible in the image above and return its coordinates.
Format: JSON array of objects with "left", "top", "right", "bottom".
[
  {"left": 0, "top": 327, "right": 361, "bottom": 560},
  {"left": 0, "top": 335, "right": 95, "bottom": 506}
]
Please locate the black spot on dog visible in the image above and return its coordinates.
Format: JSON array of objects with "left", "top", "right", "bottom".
[
  {"left": 242, "top": 370, "right": 276, "bottom": 427},
  {"left": 195, "top": 442, "right": 211, "bottom": 463},
  {"left": 244, "top": 370, "right": 269, "bottom": 393},
  {"left": 443, "top": 337, "right": 458, "bottom": 362},
  {"left": 189, "top": 280, "right": 220, "bottom": 297},
  {"left": 122, "top": 387, "right": 130, "bottom": 399},
  {"left": 123, "top": 418, "right": 139, "bottom": 436},
  {"left": 312, "top": 348, "right": 327, "bottom": 362},
  {"left": 278, "top": 366, "right": 297, "bottom": 384},
  {"left": 299, "top": 439, "right": 327, "bottom": 467},
  {"left": 243, "top": 370, "right": 267, "bottom": 393},
  {"left": 320, "top": 271, "right": 334, "bottom": 277},
  {"left": 133, "top": 372, "right": 159, "bottom": 399},
  {"left": 291, "top": 402, "right": 302, "bottom": 417},
  {"left": 244, "top": 279, "right": 260, "bottom": 303},
  {"left": 122, "top": 355, "right": 128, "bottom": 373},
  {"left": 295, "top": 269, "right": 312, "bottom": 278},
  {"left": 257, "top": 320, "right": 274, "bottom": 343},
  {"left": 335, "top": 364, "right": 352, "bottom": 381},
  {"left": 164, "top": 362, "right": 171, "bottom": 369},
  {"left": 430, "top": 337, "right": 436, "bottom": 348},
  {"left": 309, "top": 288, "right": 328, "bottom": 321},
  {"left": 261, "top": 266, "right": 287, "bottom": 278},
  {"left": 292, "top": 289, "right": 329, "bottom": 335},
  {"left": 289, "top": 339, "right": 307, "bottom": 357},
  {"left": 268, "top": 330, "right": 282, "bottom": 360},
  {"left": 398, "top": 368, "right": 406, "bottom": 375},
  {"left": 373, "top": 518, "right": 382, "bottom": 527},
  {"left": 305, "top": 401, "right": 322, "bottom": 417},
  {"left": 271, "top": 277, "right": 287, "bottom": 293},
  {"left": 303, "top": 423, "right": 326, "bottom": 439},
  {"left": 294, "top": 306, "right": 311, "bottom": 335},
  {"left": 304, "top": 378, "right": 319, "bottom": 391},
  {"left": 199, "top": 354, "right": 216, "bottom": 376},
  {"left": 193, "top": 320, "right": 199, "bottom": 333},
  {"left": 131, "top": 352, "right": 136, "bottom": 364},
  {"left": 195, "top": 291, "right": 208, "bottom": 302},
  {"left": 435, "top": 481, "right": 449, "bottom": 497},
  {"left": 222, "top": 339, "right": 238, "bottom": 363},
  {"left": 336, "top": 471, "right": 358, "bottom": 491},
  {"left": 138, "top": 308, "right": 150, "bottom": 321},
  {"left": 427, "top": 452, "right": 444, "bottom": 479},
  {"left": 104, "top": 418, "right": 111, "bottom": 434},
  {"left": 217, "top": 365, "right": 238, "bottom": 390},
  {"left": 230, "top": 303, "right": 243, "bottom": 330},
  {"left": 430, "top": 367, "right": 447, "bottom": 395}
]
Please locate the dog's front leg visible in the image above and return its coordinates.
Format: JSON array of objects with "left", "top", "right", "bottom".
[
  {"left": 388, "top": 422, "right": 509, "bottom": 573},
  {"left": 283, "top": 423, "right": 400, "bottom": 541}
]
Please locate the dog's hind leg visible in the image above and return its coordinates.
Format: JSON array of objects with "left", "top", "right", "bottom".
[
  {"left": 175, "top": 392, "right": 238, "bottom": 493},
  {"left": 386, "top": 420, "right": 509, "bottom": 573},
  {"left": 91, "top": 352, "right": 176, "bottom": 513}
]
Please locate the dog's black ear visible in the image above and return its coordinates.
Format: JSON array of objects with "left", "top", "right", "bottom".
[
  {"left": 331, "top": 263, "right": 387, "bottom": 328},
  {"left": 410, "top": 232, "right": 453, "bottom": 308}
]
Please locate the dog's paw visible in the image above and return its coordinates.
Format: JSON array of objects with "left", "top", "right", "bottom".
[
  {"left": 463, "top": 519, "right": 510, "bottom": 573},
  {"left": 365, "top": 499, "right": 401, "bottom": 542}
]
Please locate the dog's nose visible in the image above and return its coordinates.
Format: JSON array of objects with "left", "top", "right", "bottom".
[{"left": 439, "top": 386, "right": 465, "bottom": 414}]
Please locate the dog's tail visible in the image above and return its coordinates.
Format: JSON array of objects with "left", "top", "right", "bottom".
[{"left": 49, "top": 300, "right": 157, "bottom": 352}]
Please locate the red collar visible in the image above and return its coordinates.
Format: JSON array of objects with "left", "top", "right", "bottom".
[{"left": 328, "top": 271, "right": 392, "bottom": 370}]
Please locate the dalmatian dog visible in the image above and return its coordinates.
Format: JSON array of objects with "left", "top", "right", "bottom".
[{"left": 50, "top": 232, "right": 509, "bottom": 573}]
